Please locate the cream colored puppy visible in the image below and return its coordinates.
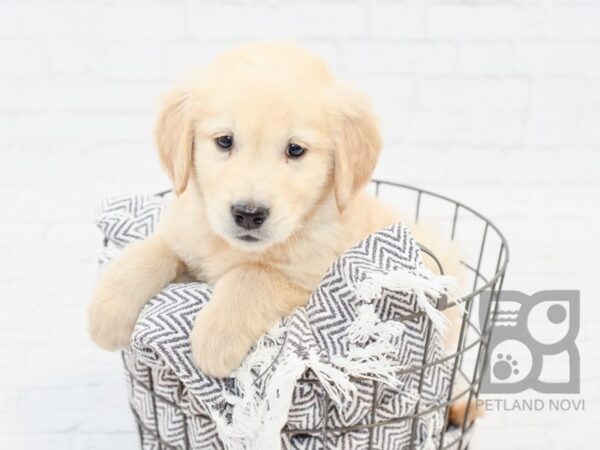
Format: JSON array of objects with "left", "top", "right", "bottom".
[{"left": 88, "top": 42, "right": 461, "bottom": 388}]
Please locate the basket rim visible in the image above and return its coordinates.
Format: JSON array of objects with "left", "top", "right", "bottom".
[{"left": 371, "top": 178, "right": 510, "bottom": 295}]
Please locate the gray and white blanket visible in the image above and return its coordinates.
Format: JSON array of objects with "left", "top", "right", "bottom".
[{"left": 96, "top": 193, "right": 466, "bottom": 450}]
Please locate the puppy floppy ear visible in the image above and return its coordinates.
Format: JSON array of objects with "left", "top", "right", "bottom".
[
  {"left": 330, "top": 83, "right": 382, "bottom": 212},
  {"left": 155, "top": 88, "right": 195, "bottom": 195}
]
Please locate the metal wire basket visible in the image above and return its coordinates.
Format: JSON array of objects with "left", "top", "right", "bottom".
[{"left": 120, "top": 180, "right": 509, "bottom": 450}]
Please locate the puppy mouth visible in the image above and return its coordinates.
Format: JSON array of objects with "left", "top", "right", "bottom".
[{"left": 237, "top": 234, "right": 260, "bottom": 242}]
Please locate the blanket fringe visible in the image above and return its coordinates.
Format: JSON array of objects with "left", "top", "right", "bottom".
[
  {"left": 214, "top": 338, "right": 306, "bottom": 450},
  {"left": 354, "top": 268, "right": 461, "bottom": 332},
  {"left": 213, "top": 268, "right": 459, "bottom": 450},
  {"left": 330, "top": 303, "right": 407, "bottom": 389}
]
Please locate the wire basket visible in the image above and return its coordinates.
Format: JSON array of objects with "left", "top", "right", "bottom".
[{"left": 120, "top": 180, "right": 509, "bottom": 450}]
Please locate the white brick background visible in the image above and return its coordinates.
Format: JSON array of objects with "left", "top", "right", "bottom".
[{"left": 0, "top": 0, "right": 599, "bottom": 449}]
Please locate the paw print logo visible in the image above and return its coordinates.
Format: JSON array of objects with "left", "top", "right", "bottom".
[
  {"left": 493, "top": 354, "right": 519, "bottom": 380},
  {"left": 479, "top": 291, "right": 580, "bottom": 394},
  {"left": 486, "top": 339, "right": 532, "bottom": 387}
]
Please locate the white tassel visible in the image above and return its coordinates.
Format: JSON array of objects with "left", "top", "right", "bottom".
[
  {"left": 354, "top": 269, "right": 460, "bottom": 331},
  {"left": 333, "top": 303, "right": 408, "bottom": 389},
  {"left": 305, "top": 352, "right": 358, "bottom": 405},
  {"left": 346, "top": 304, "right": 381, "bottom": 344},
  {"left": 213, "top": 324, "right": 303, "bottom": 450},
  {"left": 330, "top": 354, "right": 403, "bottom": 389},
  {"left": 347, "top": 305, "right": 406, "bottom": 347},
  {"left": 414, "top": 288, "right": 449, "bottom": 331},
  {"left": 252, "top": 353, "right": 307, "bottom": 450}
]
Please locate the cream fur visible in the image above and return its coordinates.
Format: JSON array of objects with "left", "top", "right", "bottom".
[{"left": 88, "top": 41, "right": 472, "bottom": 423}]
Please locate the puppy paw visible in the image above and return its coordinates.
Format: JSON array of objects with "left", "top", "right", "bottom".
[
  {"left": 88, "top": 285, "right": 139, "bottom": 351},
  {"left": 448, "top": 396, "right": 484, "bottom": 427},
  {"left": 190, "top": 306, "right": 253, "bottom": 378}
]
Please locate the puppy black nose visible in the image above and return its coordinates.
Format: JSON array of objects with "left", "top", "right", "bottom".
[{"left": 231, "top": 203, "right": 269, "bottom": 230}]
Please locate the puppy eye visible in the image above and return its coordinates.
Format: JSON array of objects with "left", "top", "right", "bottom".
[
  {"left": 286, "top": 143, "right": 306, "bottom": 158},
  {"left": 215, "top": 135, "right": 233, "bottom": 150}
]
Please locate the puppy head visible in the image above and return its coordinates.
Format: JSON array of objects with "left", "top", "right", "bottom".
[{"left": 155, "top": 42, "right": 381, "bottom": 252}]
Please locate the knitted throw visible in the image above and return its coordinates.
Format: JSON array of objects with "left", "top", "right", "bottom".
[{"left": 96, "top": 193, "right": 465, "bottom": 450}]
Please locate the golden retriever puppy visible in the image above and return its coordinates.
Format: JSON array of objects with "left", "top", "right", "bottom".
[{"left": 88, "top": 43, "right": 471, "bottom": 422}]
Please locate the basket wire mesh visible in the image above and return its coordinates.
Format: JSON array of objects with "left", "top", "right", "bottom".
[{"left": 120, "top": 180, "right": 509, "bottom": 450}]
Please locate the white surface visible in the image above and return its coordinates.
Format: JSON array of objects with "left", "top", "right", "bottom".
[{"left": 0, "top": 1, "right": 598, "bottom": 449}]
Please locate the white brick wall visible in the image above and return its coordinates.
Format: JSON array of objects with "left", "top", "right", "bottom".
[{"left": 0, "top": 1, "right": 598, "bottom": 449}]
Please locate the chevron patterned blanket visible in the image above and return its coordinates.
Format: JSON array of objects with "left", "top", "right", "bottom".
[{"left": 97, "top": 194, "right": 466, "bottom": 450}]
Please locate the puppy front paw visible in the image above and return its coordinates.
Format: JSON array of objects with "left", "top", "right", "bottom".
[
  {"left": 190, "top": 307, "right": 253, "bottom": 378},
  {"left": 88, "top": 285, "right": 139, "bottom": 351}
]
